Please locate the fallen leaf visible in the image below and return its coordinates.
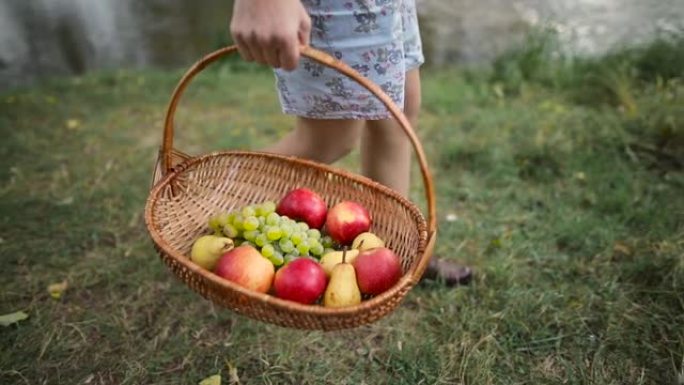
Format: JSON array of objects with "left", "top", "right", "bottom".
[
  {"left": 225, "top": 361, "right": 241, "bottom": 385},
  {"left": 493, "top": 83, "right": 504, "bottom": 98},
  {"left": 56, "top": 196, "right": 74, "bottom": 206},
  {"left": 48, "top": 280, "right": 68, "bottom": 300},
  {"left": 199, "top": 374, "right": 221, "bottom": 385},
  {"left": 0, "top": 311, "right": 29, "bottom": 327},
  {"left": 613, "top": 242, "right": 632, "bottom": 256},
  {"left": 66, "top": 119, "right": 81, "bottom": 130}
]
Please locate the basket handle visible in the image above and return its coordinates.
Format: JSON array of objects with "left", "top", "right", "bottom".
[{"left": 161, "top": 45, "right": 437, "bottom": 273}]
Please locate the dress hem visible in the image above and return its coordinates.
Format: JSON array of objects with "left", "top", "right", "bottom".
[{"left": 280, "top": 108, "right": 396, "bottom": 121}]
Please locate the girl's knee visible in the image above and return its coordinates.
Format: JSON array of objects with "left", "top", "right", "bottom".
[
  {"left": 321, "top": 131, "right": 358, "bottom": 161},
  {"left": 296, "top": 118, "right": 362, "bottom": 163}
]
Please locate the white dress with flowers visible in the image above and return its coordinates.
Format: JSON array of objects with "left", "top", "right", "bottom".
[{"left": 274, "top": 0, "right": 424, "bottom": 120}]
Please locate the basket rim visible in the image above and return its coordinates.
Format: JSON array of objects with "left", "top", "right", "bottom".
[{"left": 144, "top": 149, "right": 429, "bottom": 317}]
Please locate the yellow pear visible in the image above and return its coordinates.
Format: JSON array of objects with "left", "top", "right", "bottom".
[
  {"left": 323, "top": 251, "right": 362, "bottom": 308},
  {"left": 351, "top": 232, "right": 385, "bottom": 251},
  {"left": 190, "top": 235, "right": 234, "bottom": 270},
  {"left": 319, "top": 248, "right": 359, "bottom": 277}
]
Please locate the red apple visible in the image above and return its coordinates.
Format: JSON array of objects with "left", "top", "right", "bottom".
[
  {"left": 273, "top": 258, "right": 327, "bottom": 304},
  {"left": 276, "top": 188, "right": 328, "bottom": 229},
  {"left": 214, "top": 245, "right": 274, "bottom": 293},
  {"left": 325, "top": 201, "right": 371, "bottom": 245},
  {"left": 353, "top": 247, "right": 403, "bottom": 295}
]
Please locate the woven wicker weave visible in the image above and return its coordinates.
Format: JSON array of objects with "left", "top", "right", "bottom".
[{"left": 144, "top": 46, "right": 437, "bottom": 331}]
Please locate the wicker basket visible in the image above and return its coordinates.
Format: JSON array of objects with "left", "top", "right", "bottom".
[{"left": 144, "top": 45, "right": 438, "bottom": 331}]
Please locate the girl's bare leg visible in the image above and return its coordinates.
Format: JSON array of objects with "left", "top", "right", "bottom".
[
  {"left": 264, "top": 117, "right": 363, "bottom": 163},
  {"left": 265, "top": 69, "right": 471, "bottom": 286},
  {"left": 360, "top": 69, "right": 421, "bottom": 197},
  {"left": 360, "top": 68, "right": 472, "bottom": 286}
]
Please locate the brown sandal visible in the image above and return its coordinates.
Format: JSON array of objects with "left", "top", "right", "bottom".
[{"left": 421, "top": 257, "right": 473, "bottom": 287}]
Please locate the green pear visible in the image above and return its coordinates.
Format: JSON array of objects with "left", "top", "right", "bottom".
[
  {"left": 319, "top": 248, "right": 359, "bottom": 277},
  {"left": 323, "top": 251, "right": 362, "bottom": 308},
  {"left": 351, "top": 232, "right": 385, "bottom": 251},
  {"left": 190, "top": 235, "right": 234, "bottom": 270}
]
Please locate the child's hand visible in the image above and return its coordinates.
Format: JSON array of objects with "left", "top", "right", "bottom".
[{"left": 230, "top": 0, "right": 311, "bottom": 71}]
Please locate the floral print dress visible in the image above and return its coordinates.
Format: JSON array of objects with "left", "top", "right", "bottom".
[{"left": 274, "top": 0, "right": 424, "bottom": 120}]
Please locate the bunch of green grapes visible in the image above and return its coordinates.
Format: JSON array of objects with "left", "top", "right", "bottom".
[{"left": 208, "top": 201, "right": 336, "bottom": 267}]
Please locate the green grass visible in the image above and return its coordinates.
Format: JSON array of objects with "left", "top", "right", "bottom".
[{"left": 1, "top": 37, "right": 683, "bottom": 384}]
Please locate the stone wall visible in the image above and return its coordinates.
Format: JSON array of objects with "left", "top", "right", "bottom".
[{"left": 1, "top": 0, "right": 683, "bottom": 90}]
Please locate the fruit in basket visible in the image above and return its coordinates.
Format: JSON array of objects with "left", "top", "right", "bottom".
[
  {"left": 214, "top": 245, "right": 275, "bottom": 293},
  {"left": 207, "top": 201, "right": 330, "bottom": 265},
  {"left": 256, "top": 201, "right": 277, "bottom": 216},
  {"left": 276, "top": 188, "right": 328, "bottom": 229},
  {"left": 325, "top": 201, "right": 372, "bottom": 245},
  {"left": 353, "top": 247, "right": 402, "bottom": 295},
  {"left": 222, "top": 223, "right": 239, "bottom": 238},
  {"left": 324, "top": 250, "right": 362, "bottom": 308},
  {"left": 273, "top": 258, "right": 327, "bottom": 304},
  {"left": 260, "top": 244, "right": 285, "bottom": 267},
  {"left": 319, "top": 248, "right": 360, "bottom": 277},
  {"left": 190, "top": 235, "right": 234, "bottom": 270},
  {"left": 351, "top": 232, "right": 384, "bottom": 251}
]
